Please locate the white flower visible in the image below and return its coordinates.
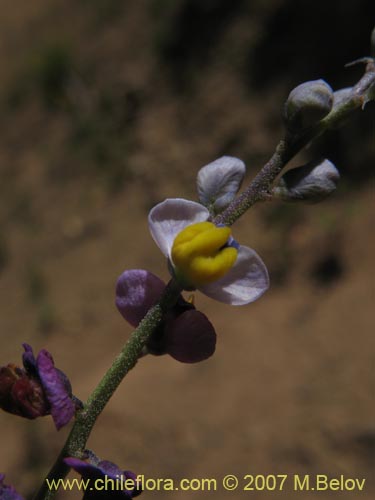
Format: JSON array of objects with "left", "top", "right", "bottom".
[{"left": 148, "top": 198, "right": 269, "bottom": 305}]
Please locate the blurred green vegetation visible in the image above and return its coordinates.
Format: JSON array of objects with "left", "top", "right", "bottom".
[
  {"left": 5, "top": 42, "right": 73, "bottom": 111},
  {"left": 62, "top": 85, "right": 135, "bottom": 192},
  {"left": 4, "top": 38, "right": 134, "bottom": 192},
  {"left": 34, "top": 43, "right": 73, "bottom": 109}
]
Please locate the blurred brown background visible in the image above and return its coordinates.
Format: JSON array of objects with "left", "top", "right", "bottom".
[{"left": 0, "top": 0, "right": 374, "bottom": 499}]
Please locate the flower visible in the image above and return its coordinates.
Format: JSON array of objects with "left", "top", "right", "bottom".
[
  {"left": 64, "top": 457, "right": 141, "bottom": 499},
  {"left": 0, "top": 474, "right": 24, "bottom": 500},
  {"left": 0, "top": 344, "right": 76, "bottom": 430},
  {"left": 116, "top": 270, "right": 216, "bottom": 363},
  {"left": 148, "top": 198, "right": 269, "bottom": 305}
]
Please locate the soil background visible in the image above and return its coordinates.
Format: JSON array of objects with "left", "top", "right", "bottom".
[{"left": 0, "top": 1, "right": 374, "bottom": 499}]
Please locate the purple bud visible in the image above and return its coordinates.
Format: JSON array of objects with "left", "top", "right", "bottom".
[
  {"left": 116, "top": 270, "right": 165, "bottom": 327},
  {"left": 164, "top": 310, "right": 216, "bottom": 363}
]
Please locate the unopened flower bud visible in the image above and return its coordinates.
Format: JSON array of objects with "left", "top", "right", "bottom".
[
  {"left": 197, "top": 156, "right": 245, "bottom": 214},
  {"left": 116, "top": 270, "right": 217, "bottom": 363},
  {"left": 283, "top": 80, "right": 333, "bottom": 132},
  {"left": 274, "top": 159, "right": 340, "bottom": 203}
]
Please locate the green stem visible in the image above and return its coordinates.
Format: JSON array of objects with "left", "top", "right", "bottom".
[{"left": 34, "top": 279, "right": 182, "bottom": 500}]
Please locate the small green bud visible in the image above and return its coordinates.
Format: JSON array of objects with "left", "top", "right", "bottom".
[
  {"left": 283, "top": 79, "right": 334, "bottom": 132},
  {"left": 274, "top": 159, "right": 340, "bottom": 203}
]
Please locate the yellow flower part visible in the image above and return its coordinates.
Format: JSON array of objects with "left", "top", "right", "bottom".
[{"left": 171, "top": 221, "right": 238, "bottom": 287}]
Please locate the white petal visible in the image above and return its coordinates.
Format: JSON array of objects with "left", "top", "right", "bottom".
[
  {"left": 197, "top": 156, "right": 246, "bottom": 212},
  {"left": 199, "top": 245, "right": 269, "bottom": 305},
  {"left": 148, "top": 198, "right": 210, "bottom": 257}
]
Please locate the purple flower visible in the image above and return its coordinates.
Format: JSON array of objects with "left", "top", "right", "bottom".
[
  {"left": 0, "top": 474, "right": 24, "bottom": 500},
  {"left": 64, "top": 458, "right": 141, "bottom": 499},
  {"left": 116, "top": 270, "right": 216, "bottom": 363},
  {"left": 148, "top": 198, "right": 269, "bottom": 305},
  {"left": 0, "top": 344, "right": 76, "bottom": 430}
]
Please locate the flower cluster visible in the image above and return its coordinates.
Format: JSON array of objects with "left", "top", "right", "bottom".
[
  {"left": 116, "top": 157, "right": 270, "bottom": 362},
  {"left": 1, "top": 25, "right": 371, "bottom": 494}
]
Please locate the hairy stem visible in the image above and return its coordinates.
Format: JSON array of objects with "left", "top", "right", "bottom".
[{"left": 34, "top": 279, "right": 182, "bottom": 500}]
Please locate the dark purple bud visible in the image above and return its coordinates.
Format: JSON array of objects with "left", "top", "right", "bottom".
[
  {"left": 145, "top": 294, "right": 194, "bottom": 357},
  {"left": 64, "top": 458, "right": 142, "bottom": 499},
  {"left": 0, "top": 474, "right": 24, "bottom": 500},
  {"left": 164, "top": 310, "right": 216, "bottom": 363}
]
